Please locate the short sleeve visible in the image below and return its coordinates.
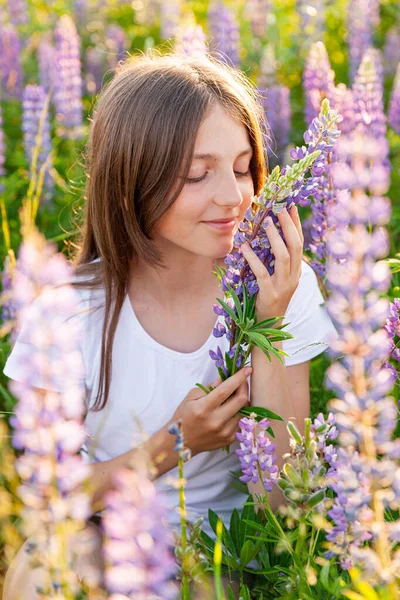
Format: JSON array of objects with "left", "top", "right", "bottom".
[
  {"left": 3, "top": 286, "right": 86, "bottom": 393},
  {"left": 281, "top": 260, "right": 338, "bottom": 366}
]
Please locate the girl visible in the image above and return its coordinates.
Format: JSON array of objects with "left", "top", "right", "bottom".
[{"left": 3, "top": 50, "right": 337, "bottom": 597}]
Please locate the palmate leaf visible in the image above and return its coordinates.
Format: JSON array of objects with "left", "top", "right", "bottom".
[
  {"left": 246, "top": 331, "right": 289, "bottom": 363},
  {"left": 238, "top": 405, "right": 284, "bottom": 423},
  {"left": 216, "top": 297, "right": 237, "bottom": 322}
]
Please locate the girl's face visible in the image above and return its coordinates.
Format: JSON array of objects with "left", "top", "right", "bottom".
[{"left": 153, "top": 103, "right": 255, "bottom": 260}]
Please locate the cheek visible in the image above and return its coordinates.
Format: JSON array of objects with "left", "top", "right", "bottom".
[{"left": 153, "top": 191, "right": 205, "bottom": 236}]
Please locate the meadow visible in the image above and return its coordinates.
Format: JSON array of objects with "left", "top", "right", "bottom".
[{"left": 0, "top": 0, "right": 400, "bottom": 598}]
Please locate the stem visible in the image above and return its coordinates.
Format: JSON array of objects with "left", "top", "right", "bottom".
[
  {"left": 178, "top": 455, "right": 191, "bottom": 600},
  {"left": 231, "top": 331, "right": 245, "bottom": 375}
]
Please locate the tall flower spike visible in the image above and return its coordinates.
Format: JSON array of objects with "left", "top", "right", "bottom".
[
  {"left": 323, "top": 124, "right": 400, "bottom": 585},
  {"left": 22, "top": 85, "right": 54, "bottom": 202},
  {"left": 303, "top": 41, "right": 336, "bottom": 126},
  {"left": 85, "top": 46, "right": 105, "bottom": 95},
  {"left": 244, "top": 0, "right": 271, "bottom": 38},
  {"left": 38, "top": 41, "right": 58, "bottom": 95},
  {"left": 54, "top": 15, "right": 84, "bottom": 139},
  {"left": 347, "top": 0, "right": 376, "bottom": 82},
  {"left": 175, "top": 23, "right": 208, "bottom": 58},
  {"left": 105, "top": 24, "right": 128, "bottom": 70},
  {"left": 208, "top": 1, "right": 240, "bottom": 68},
  {"left": 236, "top": 415, "right": 278, "bottom": 491},
  {"left": 388, "top": 63, "right": 400, "bottom": 135},
  {"left": 297, "top": 0, "right": 326, "bottom": 43},
  {"left": 7, "top": 0, "right": 29, "bottom": 25},
  {"left": 258, "top": 46, "right": 291, "bottom": 167},
  {"left": 103, "top": 468, "right": 178, "bottom": 599},
  {"left": 160, "top": 0, "right": 181, "bottom": 39},
  {"left": 0, "top": 101, "right": 5, "bottom": 192},
  {"left": 383, "top": 26, "right": 400, "bottom": 76},
  {"left": 8, "top": 229, "right": 94, "bottom": 594},
  {"left": 0, "top": 23, "right": 23, "bottom": 99}
]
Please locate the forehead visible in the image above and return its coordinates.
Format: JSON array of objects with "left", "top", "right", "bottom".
[{"left": 193, "top": 104, "right": 252, "bottom": 160}]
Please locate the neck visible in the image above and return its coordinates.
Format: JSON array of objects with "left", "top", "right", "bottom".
[{"left": 128, "top": 244, "right": 225, "bottom": 309}]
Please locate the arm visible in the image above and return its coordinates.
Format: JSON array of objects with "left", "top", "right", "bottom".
[{"left": 247, "top": 348, "right": 310, "bottom": 512}]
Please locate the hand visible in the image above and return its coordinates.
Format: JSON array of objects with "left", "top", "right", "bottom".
[
  {"left": 241, "top": 205, "right": 304, "bottom": 321},
  {"left": 170, "top": 367, "right": 252, "bottom": 456}
]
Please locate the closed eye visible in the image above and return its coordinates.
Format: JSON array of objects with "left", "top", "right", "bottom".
[{"left": 186, "top": 170, "right": 251, "bottom": 184}]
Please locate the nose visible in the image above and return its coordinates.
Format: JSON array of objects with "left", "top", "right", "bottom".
[{"left": 213, "top": 171, "right": 247, "bottom": 208}]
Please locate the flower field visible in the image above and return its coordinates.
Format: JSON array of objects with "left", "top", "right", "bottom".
[{"left": 0, "top": 0, "right": 400, "bottom": 598}]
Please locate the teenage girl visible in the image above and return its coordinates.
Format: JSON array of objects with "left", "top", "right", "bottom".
[{"left": 3, "top": 51, "right": 336, "bottom": 598}]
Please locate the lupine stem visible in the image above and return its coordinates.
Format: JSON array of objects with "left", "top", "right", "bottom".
[{"left": 178, "top": 454, "right": 191, "bottom": 599}]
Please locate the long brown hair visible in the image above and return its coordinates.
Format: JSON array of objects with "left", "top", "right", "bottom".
[{"left": 71, "top": 49, "right": 270, "bottom": 412}]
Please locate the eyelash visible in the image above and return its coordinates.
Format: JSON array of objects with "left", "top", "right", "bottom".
[{"left": 186, "top": 170, "right": 251, "bottom": 184}]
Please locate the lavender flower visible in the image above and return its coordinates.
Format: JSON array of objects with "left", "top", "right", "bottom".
[
  {"left": 38, "top": 41, "right": 58, "bottom": 95},
  {"left": 105, "top": 24, "right": 128, "bottom": 70},
  {"left": 103, "top": 468, "right": 178, "bottom": 599},
  {"left": 85, "top": 46, "right": 105, "bottom": 95},
  {"left": 175, "top": 24, "right": 208, "bottom": 58},
  {"left": 236, "top": 415, "right": 278, "bottom": 491},
  {"left": 22, "top": 84, "right": 53, "bottom": 199},
  {"left": 303, "top": 41, "right": 335, "bottom": 126},
  {"left": 382, "top": 298, "right": 400, "bottom": 383},
  {"left": 7, "top": 229, "right": 92, "bottom": 593},
  {"left": 383, "top": 26, "right": 400, "bottom": 76},
  {"left": 160, "top": 0, "right": 181, "bottom": 39},
  {"left": 388, "top": 63, "right": 400, "bottom": 135},
  {"left": 0, "top": 101, "right": 5, "bottom": 191},
  {"left": 347, "top": 0, "right": 376, "bottom": 82},
  {"left": 258, "top": 45, "right": 291, "bottom": 166},
  {"left": 0, "top": 23, "right": 23, "bottom": 98},
  {"left": 323, "top": 125, "right": 400, "bottom": 584},
  {"left": 244, "top": 0, "right": 271, "bottom": 38},
  {"left": 330, "top": 83, "right": 354, "bottom": 135},
  {"left": 7, "top": 0, "right": 29, "bottom": 25},
  {"left": 208, "top": 1, "right": 240, "bottom": 68},
  {"left": 1, "top": 254, "right": 17, "bottom": 328},
  {"left": 297, "top": 0, "right": 326, "bottom": 42},
  {"left": 53, "top": 15, "right": 84, "bottom": 138}
]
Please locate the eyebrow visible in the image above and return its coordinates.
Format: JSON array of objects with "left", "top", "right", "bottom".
[{"left": 192, "top": 148, "right": 253, "bottom": 161}]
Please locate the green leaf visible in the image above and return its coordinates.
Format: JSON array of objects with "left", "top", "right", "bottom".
[
  {"left": 225, "top": 282, "right": 243, "bottom": 322},
  {"left": 229, "top": 509, "right": 241, "bottom": 557},
  {"left": 195, "top": 383, "right": 211, "bottom": 395},
  {"left": 238, "top": 405, "right": 284, "bottom": 422},
  {"left": 238, "top": 584, "right": 251, "bottom": 600},
  {"left": 208, "top": 509, "right": 239, "bottom": 560},
  {"left": 227, "top": 588, "right": 236, "bottom": 600},
  {"left": 216, "top": 297, "right": 237, "bottom": 322}
]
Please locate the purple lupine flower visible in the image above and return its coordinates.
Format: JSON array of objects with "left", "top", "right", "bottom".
[
  {"left": 1, "top": 255, "right": 17, "bottom": 326},
  {"left": 209, "top": 100, "right": 341, "bottom": 375},
  {"left": 323, "top": 124, "right": 400, "bottom": 582},
  {"left": 382, "top": 298, "right": 400, "bottom": 384},
  {"left": 53, "top": 15, "right": 84, "bottom": 138},
  {"left": 208, "top": 1, "right": 240, "bottom": 68},
  {"left": 22, "top": 84, "right": 53, "bottom": 200},
  {"left": 105, "top": 25, "right": 128, "bottom": 70},
  {"left": 297, "top": 0, "right": 326, "bottom": 43},
  {"left": 0, "top": 101, "right": 5, "bottom": 191},
  {"left": 330, "top": 83, "right": 354, "bottom": 135},
  {"left": 236, "top": 416, "right": 278, "bottom": 491},
  {"left": 332, "top": 52, "right": 390, "bottom": 196},
  {"left": 303, "top": 41, "right": 335, "bottom": 126},
  {"left": 175, "top": 24, "right": 208, "bottom": 58},
  {"left": 38, "top": 41, "right": 58, "bottom": 95},
  {"left": 347, "top": 0, "right": 377, "bottom": 82},
  {"left": 0, "top": 23, "right": 23, "bottom": 98},
  {"left": 85, "top": 46, "right": 105, "bottom": 95},
  {"left": 160, "top": 0, "right": 181, "bottom": 39},
  {"left": 388, "top": 63, "right": 400, "bottom": 135},
  {"left": 244, "top": 0, "right": 271, "bottom": 38},
  {"left": 383, "top": 26, "right": 400, "bottom": 76},
  {"left": 7, "top": 0, "right": 29, "bottom": 25},
  {"left": 7, "top": 231, "right": 93, "bottom": 590},
  {"left": 102, "top": 468, "right": 178, "bottom": 599}
]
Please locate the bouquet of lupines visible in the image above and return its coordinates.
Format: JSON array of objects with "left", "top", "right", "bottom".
[{"left": 206, "top": 99, "right": 341, "bottom": 385}]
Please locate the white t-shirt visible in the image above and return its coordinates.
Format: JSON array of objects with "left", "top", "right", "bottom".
[{"left": 3, "top": 259, "right": 337, "bottom": 538}]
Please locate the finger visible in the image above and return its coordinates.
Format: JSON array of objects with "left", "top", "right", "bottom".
[
  {"left": 217, "top": 380, "right": 250, "bottom": 421},
  {"left": 276, "top": 206, "right": 303, "bottom": 277},
  {"left": 241, "top": 241, "right": 274, "bottom": 294},
  {"left": 201, "top": 366, "right": 252, "bottom": 410},
  {"left": 289, "top": 204, "right": 304, "bottom": 244}
]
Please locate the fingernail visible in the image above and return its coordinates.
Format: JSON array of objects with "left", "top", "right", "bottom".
[
  {"left": 245, "top": 367, "right": 253, "bottom": 376},
  {"left": 241, "top": 242, "right": 249, "bottom": 252}
]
